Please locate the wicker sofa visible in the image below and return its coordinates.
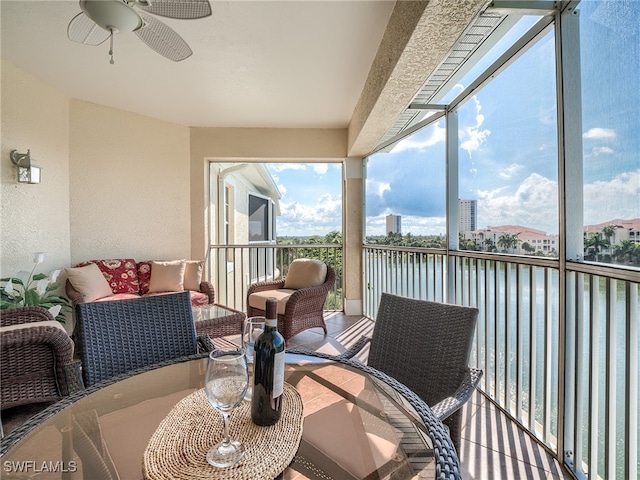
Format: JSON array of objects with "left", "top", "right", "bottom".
[{"left": 65, "top": 258, "right": 214, "bottom": 307}]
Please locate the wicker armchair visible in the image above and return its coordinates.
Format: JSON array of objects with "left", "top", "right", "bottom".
[
  {"left": 75, "top": 291, "right": 211, "bottom": 387},
  {"left": 1, "top": 307, "right": 83, "bottom": 410},
  {"left": 335, "top": 293, "right": 482, "bottom": 451},
  {"left": 247, "top": 260, "right": 336, "bottom": 342}
]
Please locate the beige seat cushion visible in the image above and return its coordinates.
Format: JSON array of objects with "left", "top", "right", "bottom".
[
  {"left": 248, "top": 289, "right": 296, "bottom": 315},
  {"left": 66, "top": 263, "right": 114, "bottom": 302},
  {"left": 148, "top": 260, "right": 186, "bottom": 293},
  {"left": 283, "top": 259, "right": 327, "bottom": 290},
  {"left": 183, "top": 260, "right": 204, "bottom": 291}
]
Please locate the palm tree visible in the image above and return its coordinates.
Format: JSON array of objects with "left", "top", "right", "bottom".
[
  {"left": 497, "top": 233, "right": 520, "bottom": 253},
  {"left": 459, "top": 234, "right": 475, "bottom": 251},
  {"left": 614, "top": 239, "right": 635, "bottom": 264},
  {"left": 521, "top": 242, "right": 535, "bottom": 255},
  {"left": 601, "top": 224, "right": 617, "bottom": 253},
  {"left": 483, "top": 237, "right": 496, "bottom": 252},
  {"left": 585, "top": 232, "right": 610, "bottom": 261}
]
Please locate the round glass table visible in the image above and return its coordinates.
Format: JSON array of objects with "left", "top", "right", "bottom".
[{"left": 1, "top": 352, "right": 453, "bottom": 479}]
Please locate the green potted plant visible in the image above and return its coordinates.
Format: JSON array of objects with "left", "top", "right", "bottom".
[{"left": 1, "top": 252, "right": 71, "bottom": 323}]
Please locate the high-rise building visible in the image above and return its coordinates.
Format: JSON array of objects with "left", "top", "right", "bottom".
[
  {"left": 458, "top": 199, "right": 477, "bottom": 232},
  {"left": 386, "top": 214, "right": 401, "bottom": 234}
]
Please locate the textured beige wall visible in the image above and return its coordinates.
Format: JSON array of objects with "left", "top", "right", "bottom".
[
  {"left": 1, "top": 63, "right": 362, "bottom": 314},
  {"left": 69, "top": 100, "right": 191, "bottom": 264},
  {"left": 1, "top": 61, "right": 71, "bottom": 279}
]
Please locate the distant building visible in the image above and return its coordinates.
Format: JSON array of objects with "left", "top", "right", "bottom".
[
  {"left": 386, "top": 214, "right": 401, "bottom": 234},
  {"left": 464, "top": 225, "right": 559, "bottom": 254},
  {"left": 458, "top": 199, "right": 477, "bottom": 233},
  {"left": 584, "top": 218, "right": 640, "bottom": 247}
]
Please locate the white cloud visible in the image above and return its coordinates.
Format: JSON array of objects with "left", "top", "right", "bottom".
[
  {"left": 277, "top": 183, "right": 287, "bottom": 196},
  {"left": 312, "top": 164, "right": 328, "bottom": 175},
  {"left": 366, "top": 178, "right": 391, "bottom": 197},
  {"left": 277, "top": 193, "right": 343, "bottom": 236},
  {"left": 269, "top": 164, "right": 307, "bottom": 173},
  {"left": 586, "top": 146, "right": 615, "bottom": 158},
  {"left": 390, "top": 123, "right": 446, "bottom": 153},
  {"left": 499, "top": 163, "right": 524, "bottom": 180},
  {"left": 460, "top": 96, "right": 490, "bottom": 157},
  {"left": 583, "top": 127, "right": 616, "bottom": 140},
  {"left": 476, "top": 173, "right": 559, "bottom": 233},
  {"left": 584, "top": 169, "right": 640, "bottom": 224}
]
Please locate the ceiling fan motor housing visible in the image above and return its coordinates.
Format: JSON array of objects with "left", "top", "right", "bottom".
[{"left": 80, "top": 0, "right": 142, "bottom": 33}]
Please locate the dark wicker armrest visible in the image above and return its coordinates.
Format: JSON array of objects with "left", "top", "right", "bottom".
[
  {"left": 2, "top": 321, "right": 79, "bottom": 396},
  {"left": 287, "top": 336, "right": 371, "bottom": 363},
  {"left": 199, "top": 281, "right": 215, "bottom": 304},
  {"left": 247, "top": 278, "right": 287, "bottom": 295},
  {"left": 197, "top": 334, "right": 216, "bottom": 353},
  {"left": 1, "top": 306, "right": 57, "bottom": 326},
  {"left": 335, "top": 335, "right": 371, "bottom": 360},
  {"left": 63, "top": 360, "right": 85, "bottom": 394},
  {"left": 1, "top": 322, "right": 75, "bottom": 360},
  {"left": 430, "top": 367, "right": 483, "bottom": 420},
  {"left": 287, "top": 281, "right": 331, "bottom": 301}
]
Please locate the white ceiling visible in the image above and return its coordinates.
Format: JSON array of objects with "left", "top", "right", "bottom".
[{"left": 1, "top": 0, "right": 396, "bottom": 128}]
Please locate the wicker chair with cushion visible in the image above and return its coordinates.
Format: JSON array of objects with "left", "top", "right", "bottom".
[
  {"left": 1, "top": 307, "right": 83, "bottom": 410},
  {"left": 75, "top": 291, "right": 211, "bottom": 387},
  {"left": 246, "top": 259, "right": 336, "bottom": 342},
  {"left": 334, "top": 293, "right": 482, "bottom": 451}
]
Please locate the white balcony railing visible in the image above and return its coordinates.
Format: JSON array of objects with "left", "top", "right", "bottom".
[
  {"left": 207, "top": 242, "right": 637, "bottom": 479},
  {"left": 364, "top": 245, "right": 639, "bottom": 480},
  {"left": 206, "top": 244, "right": 342, "bottom": 312}
]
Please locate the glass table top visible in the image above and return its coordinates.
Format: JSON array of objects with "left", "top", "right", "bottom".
[{"left": 1, "top": 354, "right": 435, "bottom": 479}]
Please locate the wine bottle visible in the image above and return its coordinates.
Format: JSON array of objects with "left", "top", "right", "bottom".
[{"left": 251, "top": 297, "right": 285, "bottom": 426}]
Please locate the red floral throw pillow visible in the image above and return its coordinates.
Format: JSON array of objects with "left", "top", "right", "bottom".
[
  {"left": 137, "top": 261, "right": 152, "bottom": 295},
  {"left": 79, "top": 259, "right": 140, "bottom": 295}
]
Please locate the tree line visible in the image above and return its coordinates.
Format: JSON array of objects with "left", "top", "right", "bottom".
[{"left": 278, "top": 225, "right": 639, "bottom": 267}]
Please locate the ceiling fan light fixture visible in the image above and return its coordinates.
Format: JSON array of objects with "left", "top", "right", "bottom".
[{"left": 80, "top": 0, "right": 142, "bottom": 33}]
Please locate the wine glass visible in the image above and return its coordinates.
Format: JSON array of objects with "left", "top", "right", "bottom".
[
  {"left": 242, "top": 316, "right": 265, "bottom": 401},
  {"left": 204, "top": 349, "right": 249, "bottom": 467}
]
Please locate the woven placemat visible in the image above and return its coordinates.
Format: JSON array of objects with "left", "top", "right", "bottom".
[{"left": 143, "top": 383, "right": 303, "bottom": 480}]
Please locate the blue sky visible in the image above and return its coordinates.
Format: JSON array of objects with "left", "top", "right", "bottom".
[
  {"left": 270, "top": 1, "right": 639, "bottom": 238},
  {"left": 267, "top": 163, "right": 343, "bottom": 237}
]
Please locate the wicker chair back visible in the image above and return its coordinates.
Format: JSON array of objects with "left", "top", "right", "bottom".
[
  {"left": 368, "top": 293, "right": 480, "bottom": 450},
  {"left": 76, "top": 291, "right": 198, "bottom": 387}
]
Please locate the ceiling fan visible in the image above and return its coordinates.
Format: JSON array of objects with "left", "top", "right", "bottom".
[{"left": 67, "top": 0, "right": 211, "bottom": 64}]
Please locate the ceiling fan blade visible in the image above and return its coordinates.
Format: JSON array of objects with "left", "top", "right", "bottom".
[
  {"left": 135, "top": 13, "right": 192, "bottom": 62},
  {"left": 138, "top": 0, "right": 211, "bottom": 20},
  {"left": 67, "top": 11, "right": 110, "bottom": 45}
]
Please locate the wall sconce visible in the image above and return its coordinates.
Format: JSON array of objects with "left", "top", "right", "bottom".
[{"left": 10, "top": 150, "right": 42, "bottom": 184}]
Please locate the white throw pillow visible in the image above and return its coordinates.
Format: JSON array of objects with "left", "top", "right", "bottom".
[
  {"left": 283, "top": 259, "right": 327, "bottom": 290},
  {"left": 65, "top": 263, "right": 113, "bottom": 302},
  {"left": 183, "top": 260, "right": 204, "bottom": 291},
  {"left": 148, "top": 260, "right": 186, "bottom": 293}
]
